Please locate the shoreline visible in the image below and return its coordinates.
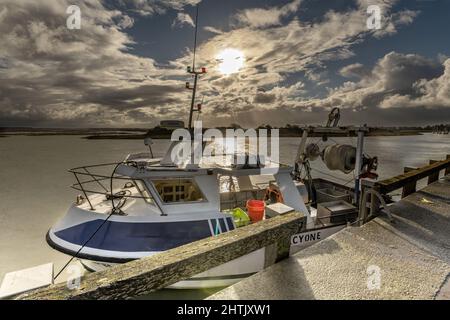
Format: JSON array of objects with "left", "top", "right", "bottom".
[
  {"left": 0, "top": 126, "right": 435, "bottom": 140},
  {"left": 83, "top": 130, "right": 425, "bottom": 140},
  {"left": 0, "top": 131, "right": 425, "bottom": 139}
]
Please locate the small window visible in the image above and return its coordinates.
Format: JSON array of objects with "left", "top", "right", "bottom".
[{"left": 152, "top": 178, "right": 205, "bottom": 203}]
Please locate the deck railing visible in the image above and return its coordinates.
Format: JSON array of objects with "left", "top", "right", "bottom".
[{"left": 69, "top": 162, "right": 151, "bottom": 210}]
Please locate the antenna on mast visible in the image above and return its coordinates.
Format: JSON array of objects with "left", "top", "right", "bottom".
[
  {"left": 192, "top": 5, "right": 199, "bottom": 71},
  {"left": 186, "top": 4, "right": 206, "bottom": 133}
]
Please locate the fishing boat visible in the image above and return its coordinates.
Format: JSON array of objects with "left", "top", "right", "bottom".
[
  {"left": 47, "top": 142, "right": 306, "bottom": 288},
  {"left": 46, "top": 8, "right": 379, "bottom": 289},
  {"left": 46, "top": 109, "right": 378, "bottom": 290}
]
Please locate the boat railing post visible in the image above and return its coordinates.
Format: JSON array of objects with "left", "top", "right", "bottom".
[
  {"left": 82, "top": 167, "right": 109, "bottom": 193},
  {"left": 73, "top": 171, "right": 95, "bottom": 210}
]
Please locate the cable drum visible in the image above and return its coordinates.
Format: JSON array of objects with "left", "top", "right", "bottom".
[{"left": 322, "top": 144, "right": 356, "bottom": 174}]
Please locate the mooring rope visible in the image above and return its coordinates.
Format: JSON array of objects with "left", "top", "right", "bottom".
[{"left": 53, "top": 162, "right": 123, "bottom": 281}]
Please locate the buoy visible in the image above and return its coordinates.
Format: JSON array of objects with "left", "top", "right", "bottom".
[{"left": 246, "top": 200, "right": 265, "bottom": 222}]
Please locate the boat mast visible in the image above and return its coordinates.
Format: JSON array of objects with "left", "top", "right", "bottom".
[{"left": 186, "top": 5, "right": 206, "bottom": 134}]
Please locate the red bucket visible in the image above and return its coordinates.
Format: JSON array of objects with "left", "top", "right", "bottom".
[{"left": 246, "top": 200, "right": 265, "bottom": 222}]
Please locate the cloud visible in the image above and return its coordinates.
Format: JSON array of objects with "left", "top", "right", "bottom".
[
  {"left": 234, "top": 0, "right": 301, "bottom": 28},
  {"left": 0, "top": 0, "right": 187, "bottom": 126},
  {"left": 0, "top": 0, "right": 431, "bottom": 127},
  {"left": 252, "top": 81, "right": 305, "bottom": 105},
  {"left": 118, "top": 15, "right": 135, "bottom": 29},
  {"left": 380, "top": 57, "right": 450, "bottom": 109},
  {"left": 339, "top": 63, "right": 368, "bottom": 78},
  {"left": 170, "top": 0, "right": 422, "bottom": 125},
  {"left": 203, "top": 26, "right": 224, "bottom": 35},
  {"left": 172, "top": 12, "right": 195, "bottom": 28},
  {"left": 253, "top": 92, "right": 277, "bottom": 104},
  {"left": 373, "top": 9, "right": 420, "bottom": 38},
  {"left": 117, "top": 0, "right": 201, "bottom": 16},
  {"left": 292, "top": 52, "right": 448, "bottom": 113}
]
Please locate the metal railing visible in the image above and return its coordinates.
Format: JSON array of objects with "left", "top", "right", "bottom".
[{"left": 68, "top": 161, "right": 150, "bottom": 210}]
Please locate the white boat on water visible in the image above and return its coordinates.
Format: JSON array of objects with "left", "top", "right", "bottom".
[
  {"left": 46, "top": 122, "right": 379, "bottom": 289},
  {"left": 45, "top": 10, "right": 379, "bottom": 289},
  {"left": 47, "top": 142, "right": 310, "bottom": 289}
]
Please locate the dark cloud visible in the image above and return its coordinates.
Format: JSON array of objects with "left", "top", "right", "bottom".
[
  {"left": 80, "top": 84, "right": 182, "bottom": 110},
  {"left": 171, "top": 12, "right": 195, "bottom": 28},
  {"left": 113, "top": 0, "right": 201, "bottom": 16},
  {"left": 374, "top": 52, "right": 443, "bottom": 93},
  {"left": 253, "top": 92, "right": 277, "bottom": 104},
  {"left": 177, "top": 0, "right": 423, "bottom": 125},
  {"left": 0, "top": 0, "right": 188, "bottom": 127},
  {"left": 293, "top": 52, "right": 450, "bottom": 115}
]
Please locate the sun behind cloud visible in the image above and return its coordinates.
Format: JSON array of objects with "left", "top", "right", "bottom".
[{"left": 216, "top": 48, "right": 245, "bottom": 75}]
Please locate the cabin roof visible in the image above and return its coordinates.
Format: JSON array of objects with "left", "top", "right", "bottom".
[{"left": 120, "top": 152, "right": 292, "bottom": 178}]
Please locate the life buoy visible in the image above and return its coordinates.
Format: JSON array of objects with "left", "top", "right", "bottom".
[{"left": 264, "top": 187, "right": 283, "bottom": 203}]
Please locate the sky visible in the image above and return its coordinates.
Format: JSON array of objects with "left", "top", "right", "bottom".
[{"left": 0, "top": 0, "right": 449, "bottom": 128}]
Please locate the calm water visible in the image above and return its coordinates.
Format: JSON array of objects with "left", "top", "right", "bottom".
[{"left": 0, "top": 133, "right": 449, "bottom": 298}]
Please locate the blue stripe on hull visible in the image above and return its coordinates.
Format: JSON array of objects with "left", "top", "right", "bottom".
[{"left": 55, "top": 219, "right": 220, "bottom": 252}]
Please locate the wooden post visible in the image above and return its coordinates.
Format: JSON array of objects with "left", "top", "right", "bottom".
[
  {"left": 402, "top": 167, "right": 417, "bottom": 198},
  {"left": 264, "top": 243, "right": 277, "bottom": 268},
  {"left": 370, "top": 187, "right": 381, "bottom": 215},
  {"left": 17, "top": 212, "right": 305, "bottom": 300},
  {"left": 263, "top": 239, "right": 293, "bottom": 265},
  {"left": 427, "top": 160, "right": 440, "bottom": 184},
  {"left": 275, "top": 235, "right": 292, "bottom": 263},
  {"left": 446, "top": 155, "right": 450, "bottom": 175}
]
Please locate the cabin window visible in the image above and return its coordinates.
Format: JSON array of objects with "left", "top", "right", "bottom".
[{"left": 152, "top": 178, "right": 205, "bottom": 203}]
